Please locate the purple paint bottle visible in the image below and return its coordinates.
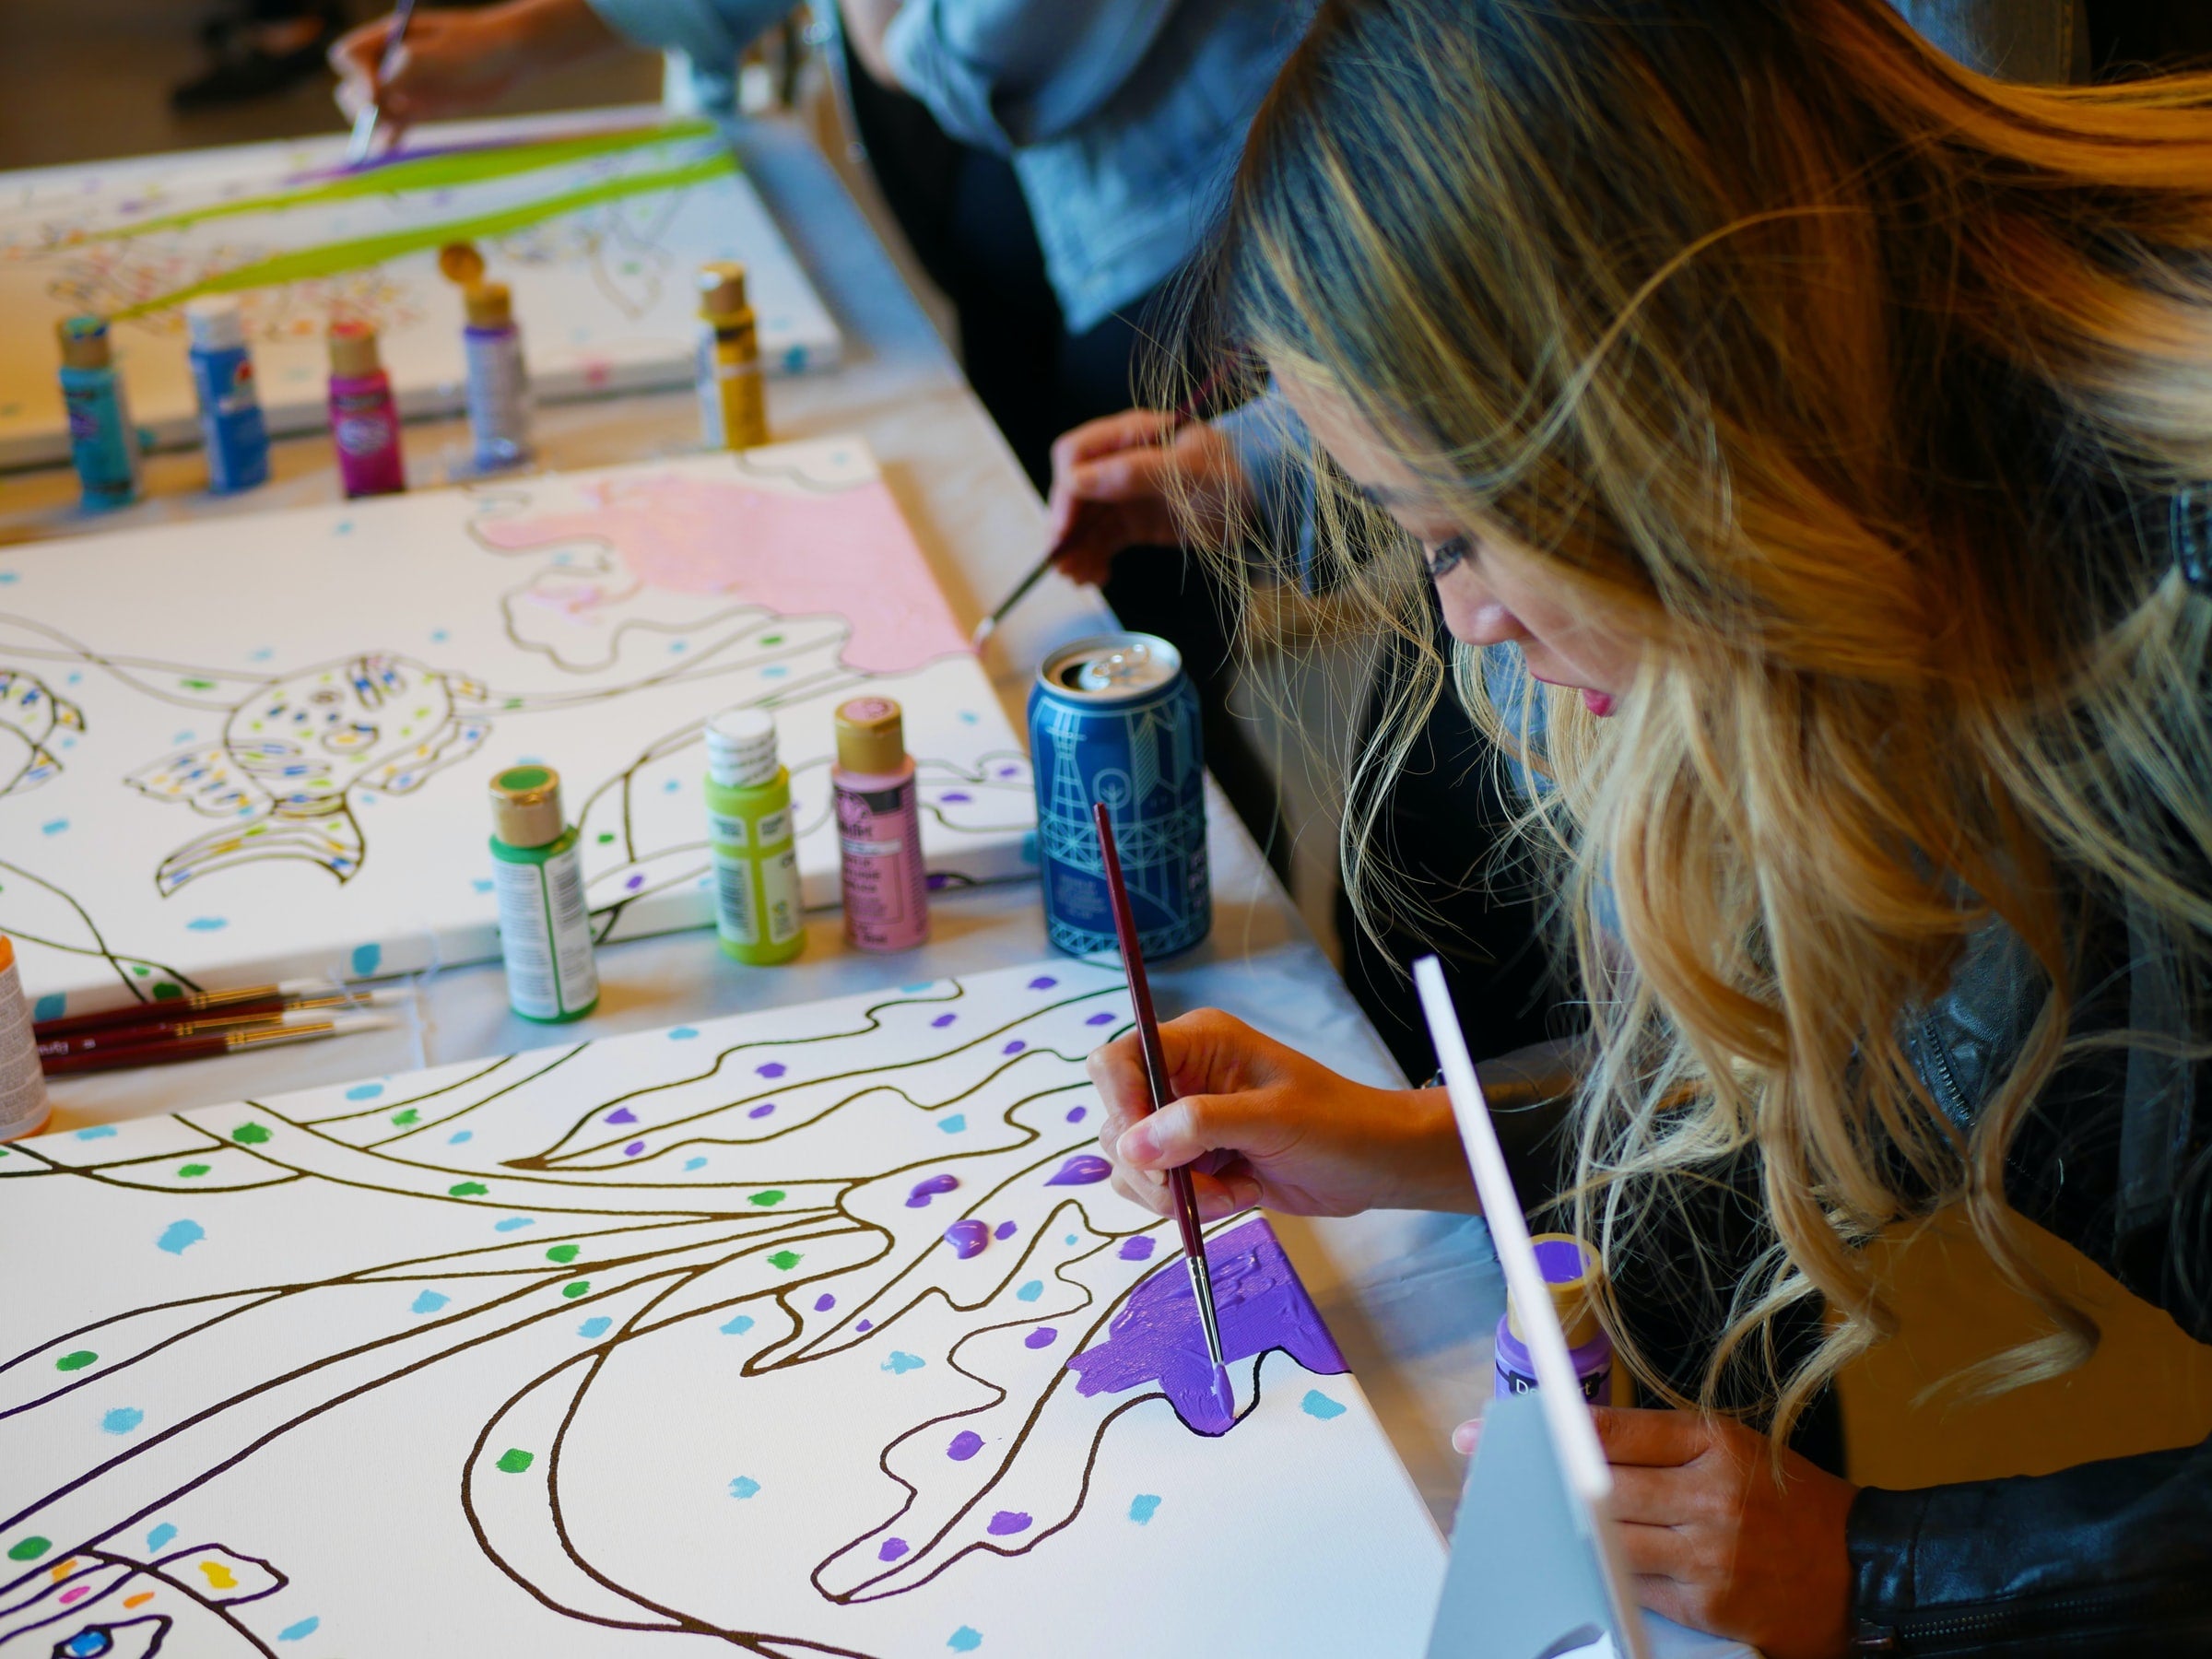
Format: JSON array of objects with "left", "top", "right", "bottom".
[
  {"left": 326, "top": 319, "right": 405, "bottom": 498},
  {"left": 833, "top": 697, "right": 928, "bottom": 952},
  {"left": 1495, "top": 1233, "right": 1613, "bottom": 1403}
]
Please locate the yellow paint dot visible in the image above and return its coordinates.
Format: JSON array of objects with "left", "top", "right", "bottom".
[{"left": 196, "top": 1559, "right": 237, "bottom": 1590}]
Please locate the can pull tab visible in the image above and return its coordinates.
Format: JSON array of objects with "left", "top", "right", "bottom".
[{"left": 1075, "top": 641, "right": 1156, "bottom": 692}]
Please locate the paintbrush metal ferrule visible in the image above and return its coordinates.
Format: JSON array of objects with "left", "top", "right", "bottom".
[{"left": 971, "top": 547, "right": 1060, "bottom": 647}]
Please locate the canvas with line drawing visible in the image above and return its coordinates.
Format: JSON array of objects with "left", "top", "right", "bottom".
[
  {"left": 0, "top": 959, "right": 1444, "bottom": 1656},
  {"left": 0, "top": 434, "right": 1036, "bottom": 1016},
  {"left": 0, "top": 107, "right": 841, "bottom": 468}
]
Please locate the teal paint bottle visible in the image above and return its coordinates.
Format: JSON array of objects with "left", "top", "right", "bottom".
[
  {"left": 55, "top": 316, "right": 140, "bottom": 512},
  {"left": 704, "top": 708, "right": 804, "bottom": 965},
  {"left": 488, "top": 765, "right": 600, "bottom": 1022}
]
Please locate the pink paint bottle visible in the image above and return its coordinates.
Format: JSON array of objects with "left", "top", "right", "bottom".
[
  {"left": 833, "top": 696, "right": 928, "bottom": 951},
  {"left": 326, "top": 319, "right": 405, "bottom": 498}
]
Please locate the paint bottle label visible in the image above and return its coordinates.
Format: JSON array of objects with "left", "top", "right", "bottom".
[
  {"left": 697, "top": 323, "right": 766, "bottom": 452},
  {"left": 705, "top": 787, "right": 804, "bottom": 962},
  {"left": 0, "top": 947, "right": 50, "bottom": 1142},
  {"left": 58, "top": 368, "right": 140, "bottom": 512},
  {"left": 835, "top": 778, "right": 928, "bottom": 951},
  {"left": 188, "top": 343, "right": 270, "bottom": 494},
  {"left": 330, "top": 378, "right": 406, "bottom": 498},
  {"left": 489, "top": 834, "right": 599, "bottom": 1021},
  {"left": 464, "top": 324, "right": 531, "bottom": 469}
]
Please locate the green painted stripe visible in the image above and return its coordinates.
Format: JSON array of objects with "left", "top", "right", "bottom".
[
  {"left": 97, "top": 120, "right": 720, "bottom": 241},
  {"left": 110, "top": 151, "right": 736, "bottom": 321}
]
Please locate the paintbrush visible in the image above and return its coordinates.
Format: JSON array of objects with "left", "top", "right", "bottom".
[
  {"left": 33, "top": 982, "right": 388, "bottom": 1042},
  {"left": 346, "top": 0, "right": 420, "bottom": 165},
  {"left": 37, "top": 1000, "right": 403, "bottom": 1064},
  {"left": 40, "top": 1012, "right": 395, "bottom": 1077},
  {"left": 1091, "top": 800, "right": 1233, "bottom": 1418}
]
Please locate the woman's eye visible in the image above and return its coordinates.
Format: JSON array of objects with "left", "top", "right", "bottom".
[{"left": 1422, "top": 537, "right": 1469, "bottom": 580}]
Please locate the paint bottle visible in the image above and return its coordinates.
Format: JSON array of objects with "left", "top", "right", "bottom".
[
  {"left": 326, "top": 319, "right": 406, "bottom": 498},
  {"left": 832, "top": 697, "right": 928, "bottom": 952},
  {"left": 0, "top": 935, "right": 49, "bottom": 1142},
  {"left": 488, "top": 765, "right": 600, "bottom": 1023},
  {"left": 55, "top": 315, "right": 140, "bottom": 512},
  {"left": 184, "top": 296, "right": 270, "bottom": 495},
  {"left": 704, "top": 708, "right": 805, "bottom": 966},
  {"left": 1495, "top": 1233, "right": 1613, "bottom": 1403},
  {"left": 696, "top": 261, "right": 767, "bottom": 452},
  {"left": 462, "top": 281, "right": 532, "bottom": 472}
]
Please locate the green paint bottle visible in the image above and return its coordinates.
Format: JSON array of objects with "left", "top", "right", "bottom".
[
  {"left": 488, "top": 765, "right": 600, "bottom": 1021},
  {"left": 704, "top": 708, "right": 804, "bottom": 965}
]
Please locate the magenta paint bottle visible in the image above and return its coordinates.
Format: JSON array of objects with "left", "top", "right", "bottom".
[
  {"left": 326, "top": 319, "right": 405, "bottom": 498},
  {"left": 832, "top": 696, "right": 928, "bottom": 952},
  {"left": 1495, "top": 1233, "right": 1613, "bottom": 1403}
]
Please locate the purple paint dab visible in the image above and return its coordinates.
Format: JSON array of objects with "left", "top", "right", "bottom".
[
  {"left": 1085, "top": 1011, "right": 1116, "bottom": 1026},
  {"left": 605, "top": 1107, "right": 637, "bottom": 1125},
  {"left": 856, "top": 1318, "right": 874, "bottom": 1333},
  {"left": 987, "top": 1511, "right": 1032, "bottom": 1536},
  {"left": 943, "top": 1219, "right": 990, "bottom": 1260},
  {"left": 1027, "top": 976, "right": 1057, "bottom": 991},
  {"left": 1118, "top": 1235, "right": 1157, "bottom": 1262},
  {"left": 1002, "top": 1040, "right": 1026, "bottom": 1055},
  {"left": 1066, "top": 1218, "right": 1347, "bottom": 1436},
  {"left": 815, "top": 1293, "right": 836, "bottom": 1312},
  {"left": 907, "top": 1173, "right": 959, "bottom": 1208},
  {"left": 878, "top": 1537, "right": 909, "bottom": 1562},
  {"left": 994, "top": 1220, "right": 1018, "bottom": 1241},
  {"left": 1025, "top": 1326, "right": 1057, "bottom": 1350},
  {"left": 623, "top": 1141, "right": 645, "bottom": 1157},
  {"left": 756, "top": 1062, "right": 787, "bottom": 1079},
  {"left": 931, "top": 1013, "right": 957, "bottom": 1028},
  {"left": 1045, "top": 1154, "right": 1112, "bottom": 1187},
  {"left": 947, "top": 1430, "right": 983, "bottom": 1461},
  {"left": 748, "top": 1102, "right": 777, "bottom": 1120}
]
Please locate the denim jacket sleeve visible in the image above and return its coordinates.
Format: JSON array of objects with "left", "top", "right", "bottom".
[
  {"left": 583, "top": 0, "right": 792, "bottom": 69},
  {"left": 882, "top": 0, "right": 1182, "bottom": 153}
]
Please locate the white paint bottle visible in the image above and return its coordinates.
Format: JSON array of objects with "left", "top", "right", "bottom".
[{"left": 0, "top": 935, "right": 52, "bottom": 1141}]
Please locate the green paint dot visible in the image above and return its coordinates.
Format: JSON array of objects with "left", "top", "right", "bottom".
[
  {"left": 450, "top": 1181, "right": 489, "bottom": 1196},
  {"left": 391, "top": 1108, "right": 419, "bottom": 1126},
  {"left": 760, "top": 634, "right": 783, "bottom": 645},
  {"left": 182, "top": 677, "right": 215, "bottom": 690},
  {"left": 560, "top": 1280, "right": 590, "bottom": 1299},
  {"left": 152, "top": 982, "right": 182, "bottom": 1001},
  {"left": 748, "top": 1190, "right": 786, "bottom": 1207},
  {"left": 230, "top": 1123, "right": 271, "bottom": 1145},
  {"left": 54, "top": 1350, "right": 97, "bottom": 1371},
  {"left": 495, "top": 1448, "right": 534, "bottom": 1474},
  {"left": 768, "top": 1250, "right": 801, "bottom": 1271},
  {"left": 595, "top": 831, "right": 617, "bottom": 844},
  {"left": 177, "top": 1163, "right": 210, "bottom": 1178},
  {"left": 132, "top": 964, "right": 150, "bottom": 977},
  {"left": 546, "top": 1244, "right": 580, "bottom": 1264},
  {"left": 6, "top": 1536, "right": 50, "bottom": 1561}
]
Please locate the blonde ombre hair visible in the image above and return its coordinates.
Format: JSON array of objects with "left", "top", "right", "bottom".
[{"left": 1206, "top": 0, "right": 2212, "bottom": 1439}]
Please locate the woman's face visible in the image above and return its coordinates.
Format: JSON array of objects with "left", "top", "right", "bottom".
[{"left": 1278, "top": 371, "right": 1641, "bottom": 716}]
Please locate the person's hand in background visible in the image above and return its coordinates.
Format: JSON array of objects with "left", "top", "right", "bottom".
[
  {"left": 330, "top": 0, "right": 618, "bottom": 134},
  {"left": 1045, "top": 410, "right": 1252, "bottom": 587}
]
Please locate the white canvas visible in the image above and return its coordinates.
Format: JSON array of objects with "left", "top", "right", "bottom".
[
  {"left": 0, "top": 107, "right": 841, "bottom": 468},
  {"left": 0, "top": 959, "right": 1444, "bottom": 1656},
  {"left": 0, "top": 435, "right": 1036, "bottom": 1016}
]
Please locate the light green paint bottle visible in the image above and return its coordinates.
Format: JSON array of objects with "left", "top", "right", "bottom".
[
  {"left": 704, "top": 709, "right": 804, "bottom": 965},
  {"left": 488, "top": 765, "right": 600, "bottom": 1021}
]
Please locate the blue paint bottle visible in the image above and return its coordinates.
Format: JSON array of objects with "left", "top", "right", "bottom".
[
  {"left": 185, "top": 297, "right": 269, "bottom": 494},
  {"left": 55, "top": 316, "right": 139, "bottom": 512}
]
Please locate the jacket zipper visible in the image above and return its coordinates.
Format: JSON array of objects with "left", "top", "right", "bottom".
[
  {"left": 1854, "top": 1584, "right": 2171, "bottom": 1653},
  {"left": 1915, "top": 1010, "right": 1972, "bottom": 1125}
]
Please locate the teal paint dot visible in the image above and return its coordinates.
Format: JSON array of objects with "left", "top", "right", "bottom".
[
  {"left": 668, "top": 1027, "right": 698, "bottom": 1040},
  {"left": 721, "top": 1314, "right": 755, "bottom": 1335},
  {"left": 278, "top": 1617, "right": 321, "bottom": 1641},
  {"left": 1300, "top": 1390, "right": 1347, "bottom": 1420},
  {"left": 473, "top": 877, "right": 494, "bottom": 892},
  {"left": 157, "top": 1219, "right": 204, "bottom": 1254},
  {"left": 1129, "top": 1494, "right": 1161, "bottom": 1524},
  {"left": 684, "top": 1156, "right": 707, "bottom": 1171},
  {"left": 101, "top": 1406, "right": 144, "bottom": 1434},
  {"left": 184, "top": 917, "right": 228, "bottom": 932},
  {"left": 578, "top": 1316, "right": 612, "bottom": 1338},
  {"left": 448, "top": 1130, "right": 472, "bottom": 1144},
  {"left": 411, "top": 1290, "right": 450, "bottom": 1314},
  {"left": 494, "top": 1217, "right": 533, "bottom": 1231},
  {"left": 33, "top": 994, "right": 64, "bottom": 1021},
  {"left": 880, "top": 1351, "right": 924, "bottom": 1374},
  {"left": 41, "top": 819, "right": 68, "bottom": 836},
  {"left": 948, "top": 1629, "right": 982, "bottom": 1653},
  {"left": 345, "top": 1082, "right": 383, "bottom": 1100},
  {"left": 350, "top": 943, "right": 382, "bottom": 976},
  {"left": 146, "top": 1524, "right": 177, "bottom": 1551},
  {"left": 1016, "top": 1281, "right": 1042, "bottom": 1302},
  {"left": 496, "top": 1448, "right": 534, "bottom": 1474},
  {"left": 1065, "top": 1234, "right": 1078, "bottom": 1246},
  {"left": 74, "top": 1124, "right": 117, "bottom": 1141},
  {"left": 728, "top": 1476, "right": 760, "bottom": 1499},
  {"left": 937, "top": 1114, "right": 966, "bottom": 1134}
]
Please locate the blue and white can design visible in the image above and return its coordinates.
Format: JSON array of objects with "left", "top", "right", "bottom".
[{"left": 1029, "top": 631, "right": 1210, "bottom": 959}]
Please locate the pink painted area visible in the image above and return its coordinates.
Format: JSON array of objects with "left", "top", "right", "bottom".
[{"left": 474, "top": 474, "right": 967, "bottom": 674}]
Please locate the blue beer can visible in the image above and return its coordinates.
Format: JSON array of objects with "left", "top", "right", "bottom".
[{"left": 1029, "top": 631, "right": 1210, "bottom": 959}]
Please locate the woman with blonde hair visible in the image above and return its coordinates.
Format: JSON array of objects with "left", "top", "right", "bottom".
[{"left": 1083, "top": 0, "right": 2212, "bottom": 1652}]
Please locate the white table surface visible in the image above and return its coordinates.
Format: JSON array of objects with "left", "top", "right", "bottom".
[{"left": 0, "top": 114, "right": 1511, "bottom": 1544}]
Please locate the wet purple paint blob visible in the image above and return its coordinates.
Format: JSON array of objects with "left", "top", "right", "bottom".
[
  {"left": 1002, "top": 1040, "right": 1026, "bottom": 1055},
  {"left": 1045, "top": 1154, "right": 1112, "bottom": 1187},
  {"left": 1086, "top": 1012, "right": 1116, "bottom": 1026},
  {"left": 1066, "top": 1105, "right": 1088, "bottom": 1124},
  {"left": 947, "top": 1430, "right": 984, "bottom": 1461},
  {"left": 756, "top": 1062, "right": 786, "bottom": 1078},
  {"left": 748, "top": 1102, "right": 776, "bottom": 1120},
  {"left": 1025, "top": 1326, "right": 1057, "bottom": 1349},
  {"left": 625, "top": 874, "right": 646, "bottom": 891},
  {"left": 987, "top": 1511, "right": 1032, "bottom": 1535},
  {"left": 1118, "top": 1236, "right": 1157, "bottom": 1262},
  {"left": 856, "top": 1319, "right": 874, "bottom": 1333},
  {"left": 1027, "top": 976, "right": 1057, "bottom": 991},
  {"left": 925, "top": 872, "right": 951, "bottom": 891},
  {"left": 605, "top": 1107, "right": 638, "bottom": 1125},
  {"left": 943, "top": 1219, "right": 990, "bottom": 1259},
  {"left": 906, "top": 1173, "right": 959, "bottom": 1208},
  {"left": 878, "top": 1537, "right": 909, "bottom": 1562},
  {"left": 932, "top": 1013, "right": 957, "bottom": 1028},
  {"left": 1066, "top": 1218, "right": 1347, "bottom": 1436},
  {"left": 941, "top": 792, "right": 971, "bottom": 804},
  {"left": 815, "top": 1293, "right": 836, "bottom": 1312},
  {"left": 994, "top": 1219, "right": 1018, "bottom": 1241},
  {"left": 623, "top": 1141, "right": 645, "bottom": 1157}
]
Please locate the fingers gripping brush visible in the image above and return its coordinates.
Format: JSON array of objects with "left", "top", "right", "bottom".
[{"left": 1092, "top": 801, "right": 1234, "bottom": 1423}]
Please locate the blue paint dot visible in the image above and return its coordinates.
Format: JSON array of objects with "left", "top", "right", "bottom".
[
  {"left": 412, "top": 1290, "right": 450, "bottom": 1314},
  {"left": 881, "top": 1351, "right": 924, "bottom": 1374},
  {"left": 664, "top": 778, "right": 681, "bottom": 793},
  {"left": 668, "top": 1027, "right": 699, "bottom": 1040},
  {"left": 684, "top": 1156, "right": 707, "bottom": 1171},
  {"left": 721, "top": 1314, "right": 755, "bottom": 1335},
  {"left": 900, "top": 982, "right": 935, "bottom": 994},
  {"left": 184, "top": 917, "right": 228, "bottom": 932},
  {"left": 41, "top": 819, "right": 67, "bottom": 836},
  {"left": 958, "top": 710, "right": 979, "bottom": 724},
  {"left": 668, "top": 640, "right": 688, "bottom": 654},
  {"left": 1016, "top": 1280, "right": 1042, "bottom": 1302},
  {"left": 937, "top": 1114, "right": 966, "bottom": 1134},
  {"left": 473, "top": 877, "right": 495, "bottom": 892},
  {"left": 278, "top": 1618, "right": 321, "bottom": 1641},
  {"left": 147, "top": 1523, "right": 177, "bottom": 1551},
  {"left": 494, "top": 1217, "right": 535, "bottom": 1232},
  {"left": 345, "top": 1082, "right": 383, "bottom": 1100},
  {"left": 430, "top": 629, "right": 449, "bottom": 643},
  {"left": 0, "top": 571, "right": 15, "bottom": 585},
  {"left": 949, "top": 1627, "right": 982, "bottom": 1652},
  {"left": 101, "top": 1406, "right": 144, "bottom": 1435},
  {"left": 761, "top": 664, "right": 788, "bottom": 679},
  {"left": 1301, "top": 1389, "right": 1347, "bottom": 1420},
  {"left": 1129, "top": 1494, "right": 1161, "bottom": 1524},
  {"left": 33, "top": 994, "right": 64, "bottom": 1021},
  {"left": 74, "top": 1124, "right": 118, "bottom": 1141},
  {"left": 350, "top": 943, "right": 382, "bottom": 977},
  {"left": 157, "top": 1220, "right": 204, "bottom": 1254},
  {"left": 448, "top": 1130, "right": 472, "bottom": 1144},
  {"left": 729, "top": 1476, "right": 760, "bottom": 1499}
]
